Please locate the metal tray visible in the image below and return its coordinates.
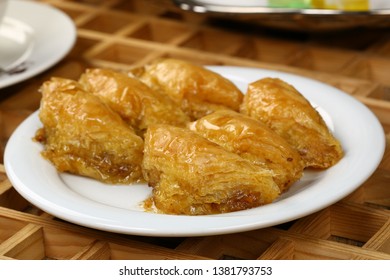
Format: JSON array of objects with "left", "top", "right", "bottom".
[{"left": 173, "top": 0, "right": 390, "bottom": 31}]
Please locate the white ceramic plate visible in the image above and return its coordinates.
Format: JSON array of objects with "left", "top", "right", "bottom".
[
  {"left": 4, "top": 66, "right": 385, "bottom": 237},
  {"left": 0, "top": 0, "right": 76, "bottom": 89}
]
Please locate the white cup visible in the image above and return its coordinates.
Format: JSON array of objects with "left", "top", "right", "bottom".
[{"left": 0, "top": 0, "right": 9, "bottom": 24}]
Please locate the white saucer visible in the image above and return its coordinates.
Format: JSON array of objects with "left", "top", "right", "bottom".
[{"left": 0, "top": 0, "right": 76, "bottom": 89}]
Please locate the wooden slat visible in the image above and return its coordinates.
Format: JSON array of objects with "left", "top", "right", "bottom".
[
  {"left": 258, "top": 238, "right": 295, "bottom": 260},
  {"left": 0, "top": 224, "right": 45, "bottom": 259},
  {"left": 364, "top": 219, "right": 390, "bottom": 254},
  {"left": 71, "top": 240, "right": 111, "bottom": 260}
]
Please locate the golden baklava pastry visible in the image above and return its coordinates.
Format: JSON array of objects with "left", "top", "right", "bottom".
[
  {"left": 188, "top": 110, "right": 304, "bottom": 192},
  {"left": 79, "top": 68, "right": 189, "bottom": 136},
  {"left": 142, "top": 124, "right": 280, "bottom": 215},
  {"left": 132, "top": 58, "right": 244, "bottom": 120},
  {"left": 36, "top": 77, "right": 144, "bottom": 184},
  {"left": 240, "top": 77, "right": 343, "bottom": 169}
]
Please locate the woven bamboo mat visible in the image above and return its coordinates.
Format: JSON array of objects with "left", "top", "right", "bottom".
[{"left": 0, "top": 0, "right": 389, "bottom": 260}]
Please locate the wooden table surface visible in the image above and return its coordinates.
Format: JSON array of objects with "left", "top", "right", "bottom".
[{"left": 0, "top": 0, "right": 389, "bottom": 260}]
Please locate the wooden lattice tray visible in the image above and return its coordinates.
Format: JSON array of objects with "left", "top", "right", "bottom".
[{"left": 0, "top": 0, "right": 389, "bottom": 260}]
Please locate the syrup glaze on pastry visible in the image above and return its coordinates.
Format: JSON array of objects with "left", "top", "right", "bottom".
[
  {"left": 79, "top": 68, "right": 189, "bottom": 136},
  {"left": 36, "top": 77, "right": 144, "bottom": 184},
  {"left": 240, "top": 77, "right": 343, "bottom": 169},
  {"left": 132, "top": 58, "right": 244, "bottom": 120},
  {"left": 142, "top": 124, "right": 280, "bottom": 215},
  {"left": 189, "top": 110, "right": 304, "bottom": 192}
]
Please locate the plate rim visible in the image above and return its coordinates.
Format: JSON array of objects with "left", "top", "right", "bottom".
[
  {"left": 4, "top": 66, "right": 386, "bottom": 237},
  {"left": 0, "top": 0, "right": 76, "bottom": 89}
]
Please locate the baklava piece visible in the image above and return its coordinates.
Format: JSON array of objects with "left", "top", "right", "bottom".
[
  {"left": 240, "top": 77, "right": 343, "bottom": 169},
  {"left": 132, "top": 58, "right": 244, "bottom": 120},
  {"left": 142, "top": 124, "right": 280, "bottom": 215},
  {"left": 189, "top": 110, "right": 304, "bottom": 192},
  {"left": 79, "top": 68, "right": 189, "bottom": 136},
  {"left": 36, "top": 77, "right": 144, "bottom": 184}
]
